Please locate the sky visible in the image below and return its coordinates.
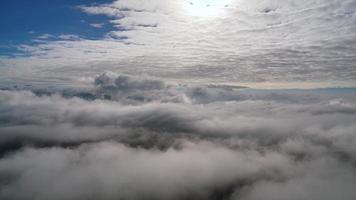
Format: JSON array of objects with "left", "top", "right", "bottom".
[
  {"left": 0, "top": 0, "right": 114, "bottom": 55},
  {"left": 1, "top": 1, "right": 356, "bottom": 200},
  {"left": 0, "top": 0, "right": 355, "bottom": 88}
]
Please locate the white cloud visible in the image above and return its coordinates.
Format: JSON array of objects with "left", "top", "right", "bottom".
[
  {"left": 37, "top": 33, "right": 55, "bottom": 40},
  {"left": 89, "top": 23, "right": 105, "bottom": 28},
  {"left": 0, "top": 75, "right": 356, "bottom": 199},
  {"left": 1, "top": 0, "right": 356, "bottom": 88},
  {"left": 58, "top": 34, "right": 81, "bottom": 41},
  {"left": 1, "top": 1, "right": 355, "bottom": 197}
]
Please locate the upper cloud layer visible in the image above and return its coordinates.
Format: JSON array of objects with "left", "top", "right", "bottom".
[{"left": 1, "top": 0, "right": 356, "bottom": 88}]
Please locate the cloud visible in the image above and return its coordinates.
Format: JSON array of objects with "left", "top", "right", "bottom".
[
  {"left": 0, "top": 0, "right": 356, "bottom": 196},
  {"left": 58, "top": 34, "right": 81, "bottom": 41},
  {"left": 36, "top": 34, "right": 55, "bottom": 40},
  {"left": 90, "top": 23, "right": 105, "bottom": 28},
  {"left": 0, "top": 73, "right": 356, "bottom": 199},
  {"left": 0, "top": 142, "right": 294, "bottom": 200},
  {"left": 1, "top": 0, "right": 356, "bottom": 88}
]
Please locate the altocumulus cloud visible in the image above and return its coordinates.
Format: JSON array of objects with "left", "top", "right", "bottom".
[
  {"left": 1, "top": 0, "right": 356, "bottom": 88},
  {"left": 0, "top": 73, "right": 356, "bottom": 200}
]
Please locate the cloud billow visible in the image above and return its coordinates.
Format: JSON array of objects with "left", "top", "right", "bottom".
[{"left": 0, "top": 73, "right": 356, "bottom": 200}]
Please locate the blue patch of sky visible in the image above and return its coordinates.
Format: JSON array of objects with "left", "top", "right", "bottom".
[{"left": 0, "top": 0, "right": 116, "bottom": 57}]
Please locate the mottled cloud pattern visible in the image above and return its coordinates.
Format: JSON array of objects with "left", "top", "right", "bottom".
[
  {"left": 1, "top": 0, "right": 356, "bottom": 88},
  {"left": 1, "top": 73, "right": 356, "bottom": 200}
]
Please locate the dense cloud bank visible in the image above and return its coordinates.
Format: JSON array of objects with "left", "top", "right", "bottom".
[{"left": 1, "top": 73, "right": 356, "bottom": 200}]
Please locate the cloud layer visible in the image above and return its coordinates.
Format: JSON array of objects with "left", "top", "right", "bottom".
[
  {"left": 0, "top": 73, "right": 356, "bottom": 200},
  {"left": 1, "top": 0, "right": 356, "bottom": 88}
]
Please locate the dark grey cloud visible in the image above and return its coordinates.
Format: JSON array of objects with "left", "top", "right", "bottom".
[{"left": 0, "top": 74, "right": 356, "bottom": 200}]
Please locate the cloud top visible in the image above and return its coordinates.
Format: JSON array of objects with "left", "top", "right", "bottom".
[{"left": 0, "top": 73, "right": 356, "bottom": 200}]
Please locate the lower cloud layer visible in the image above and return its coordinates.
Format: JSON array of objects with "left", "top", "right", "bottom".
[{"left": 0, "top": 73, "right": 356, "bottom": 200}]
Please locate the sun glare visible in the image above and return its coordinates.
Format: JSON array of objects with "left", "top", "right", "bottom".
[{"left": 185, "top": 0, "right": 231, "bottom": 17}]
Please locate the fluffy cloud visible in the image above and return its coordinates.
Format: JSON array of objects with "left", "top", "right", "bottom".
[
  {"left": 0, "top": 141, "right": 295, "bottom": 200},
  {"left": 0, "top": 73, "right": 356, "bottom": 200}
]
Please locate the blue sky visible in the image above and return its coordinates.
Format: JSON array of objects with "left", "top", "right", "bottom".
[{"left": 0, "top": 0, "right": 114, "bottom": 56}]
